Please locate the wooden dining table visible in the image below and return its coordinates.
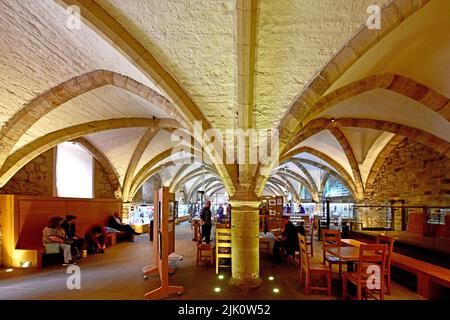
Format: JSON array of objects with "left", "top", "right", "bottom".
[
  {"left": 326, "top": 246, "right": 361, "bottom": 271},
  {"left": 326, "top": 247, "right": 361, "bottom": 261}
]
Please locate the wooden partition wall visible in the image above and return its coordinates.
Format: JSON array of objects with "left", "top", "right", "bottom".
[
  {"left": 142, "top": 187, "right": 182, "bottom": 299},
  {"left": 0, "top": 195, "right": 122, "bottom": 268}
]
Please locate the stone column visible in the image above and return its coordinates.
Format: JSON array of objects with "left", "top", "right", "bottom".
[
  {"left": 122, "top": 202, "right": 131, "bottom": 224},
  {"left": 229, "top": 196, "right": 262, "bottom": 289}
]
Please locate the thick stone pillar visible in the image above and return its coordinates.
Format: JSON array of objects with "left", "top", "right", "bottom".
[{"left": 229, "top": 196, "right": 262, "bottom": 289}]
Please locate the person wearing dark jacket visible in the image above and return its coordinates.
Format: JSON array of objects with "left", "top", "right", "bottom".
[
  {"left": 297, "top": 221, "right": 306, "bottom": 236},
  {"left": 200, "top": 200, "right": 212, "bottom": 244},
  {"left": 84, "top": 225, "right": 106, "bottom": 255},
  {"left": 272, "top": 215, "right": 300, "bottom": 263},
  {"left": 61, "top": 214, "right": 85, "bottom": 257},
  {"left": 107, "top": 212, "right": 140, "bottom": 242}
]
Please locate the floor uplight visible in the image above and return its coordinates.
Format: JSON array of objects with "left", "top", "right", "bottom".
[
  {"left": 214, "top": 287, "right": 221, "bottom": 293},
  {"left": 218, "top": 274, "right": 224, "bottom": 280},
  {"left": 273, "top": 288, "right": 280, "bottom": 293},
  {"left": 268, "top": 276, "right": 274, "bottom": 281}
]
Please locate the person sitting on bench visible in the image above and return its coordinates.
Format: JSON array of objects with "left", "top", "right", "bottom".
[
  {"left": 107, "top": 212, "right": 140, "bottom": 242},
  {"left": 42, "top": 216, "right": 77, "bottom": 265},
  {"left": 85, "top": 225, "right": 106, "bottom": 255},
  {"left": 61, "top": 214, "right": 85, "bottom": 259}
]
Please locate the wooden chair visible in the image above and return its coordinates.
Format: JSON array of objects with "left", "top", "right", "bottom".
[
  {"left": 215, "top": 227, "right": 232, "bottom": 274},
  {"left": 299, "top": 234, "right": 331, "bottom": 295},
  {"left": 195, "top": 223, "right": 214, "bottom": 266},
  {"left": 192, "top": 219, "right": 201, "bottom": 242},
  {"left": 342, "top": 243, "right": 387, "bottom": 300},
  {"left": 322, "top": 229, "right": 345, "bottom": 277},
  {"left": 376, "top": 235, "right": 395, "bottom": 295},
  {"left": 305, "top": 222, "right": 314, "bottom": 257},
  {"left": 259, "top": 237, "right": 270, "bottom": 255}
]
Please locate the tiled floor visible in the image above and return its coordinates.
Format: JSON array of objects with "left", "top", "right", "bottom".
[{"left": 0, "top": 222, "right": 424, "bottom": 300}]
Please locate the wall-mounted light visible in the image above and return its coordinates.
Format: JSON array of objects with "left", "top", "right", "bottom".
[
  {"left": 20, "top": 261, "right": 31, "bottom": 268},
  {"left": 5, "top": 268, "right": 13, "bottom": 273}
]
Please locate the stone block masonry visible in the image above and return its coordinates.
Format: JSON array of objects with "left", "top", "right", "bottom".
[{"left": 368, "top": 139, "right": 450, "bottom": 206}]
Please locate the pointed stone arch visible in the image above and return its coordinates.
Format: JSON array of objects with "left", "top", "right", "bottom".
[
  {"left": 304, "top": 73, "right": 450, "bottom": 124},
  {"left": 56, "top": 0, "right": 236, "bottom": 197},
  {"left": 122, "top": 126, "right": 160, "bottom": 201},
  {"left": 364, "top": 135, "right": 406, "bottom": 197},
  {"left": 0, "top": 118, "right": 177, "bottom": 187},
  {"left": 277, "top": 1, "right": 432, "bottom": 154},
  {"left": 71, "top": 137, "right": 122, "bottom": 199},
  {"left": 285, "top": 118, "right": 450, "bottom": 159},
  {"left": 328, "top": 127, "right": 364, "bottom": 199},
  {"left": 280, "top": 146, "right": 358, "bottom": 198},
  {"left": 0, "top": 70, "right": 184, "bottom": 169}
]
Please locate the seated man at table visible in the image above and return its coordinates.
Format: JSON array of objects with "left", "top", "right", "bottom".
[{"left": 271, "top": 215, "right": 299, "bottom": 263}]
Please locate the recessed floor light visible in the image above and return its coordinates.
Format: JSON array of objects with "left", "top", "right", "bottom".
[
  {"left": 268, "top": 276, "right": 274, "bottom": 281},
  {"left": 218, "top": 275, "right": 224, "bottom": 280},
  {"left": 214, "top": 287, "right": 221, "bottom": 293},
  {"left": 273, "top": 288, "right": 280, "bottom": 293}
]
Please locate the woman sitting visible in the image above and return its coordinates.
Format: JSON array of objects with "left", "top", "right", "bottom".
[
  {"left": 61, "top": 214, "right": 85, "bottom": 259},
  {"left": 42, "top": 216, "right": 77, "bottom": 265}
]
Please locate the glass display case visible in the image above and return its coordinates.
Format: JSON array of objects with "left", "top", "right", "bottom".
[
  {"left": 129, "top": 205, "right": 154, "bottom": 225},
  {"left": 293, "top": 202, "right": 318, "bottom": 215},
  {"left": 329, "top": 203, "right": 354, "bottom": 219},
  {"left": 178, "top": 203, "right": 190, "bottom": 217}
]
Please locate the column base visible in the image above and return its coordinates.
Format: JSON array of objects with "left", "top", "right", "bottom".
[{"left": 229, "top": 277, "right": 264, "bottom": 291}]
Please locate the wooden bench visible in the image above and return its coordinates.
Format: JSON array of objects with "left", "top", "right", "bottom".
[
  {"left": 391, "top": 252, "right": 450, "bottom": 299},
  {"left": 13, "top": 244, "right": 65, "bottom": 268},
  {"left": 341, "top": 239, "right": 450, "bottom": 299},
  {"left": 105, "top": 231, "right": 127, "bottom": 247}
]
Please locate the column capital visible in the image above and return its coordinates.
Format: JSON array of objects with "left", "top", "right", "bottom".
[
  {"left": 229, "top": 198, "right": 260, "bottom": 210},
  {"left": 229, "top": 191, "right": 260, "bottom": 208}
]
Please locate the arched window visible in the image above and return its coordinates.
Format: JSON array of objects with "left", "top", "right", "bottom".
[
  {"left": 300, "top": 185, "right": 312, "bottom": 200},
  {"left": 56, "top": 142, "right": 93, "bottom": 198},
  {"left": 323, "top": 175, "right": 349, "bottom": 198}
]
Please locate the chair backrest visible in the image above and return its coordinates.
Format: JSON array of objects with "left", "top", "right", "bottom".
[
  {"left": 194, "top": 222, "right": 202, "bottom": 244},
  {"left": 305, "top": 222, "right": 314, "bottom": 243},
  {"left": 322, "top": 229, "right": 341, "bottom": 248},
  {"left": 376, "top": 235, "right": 395, "bottom": 269},
  {"left": 216, "top": 222, "right": 231, "bottom": 229},
  {"left": 299, "top": 234, "right": 309, "bottom": 270},
  {"left": 356, "top": 244, "right": 387, "bottom": 282},
  {"left": 216, "top": 228, "right": 232, "bottom": 255},
  {"left": 216, "top": 227, "right": 231, "bottom": 241}
]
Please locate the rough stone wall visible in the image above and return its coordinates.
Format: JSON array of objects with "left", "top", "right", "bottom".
[
  {"left": 0, "top": 149, "right": 54, "bottom": 267},
  {"left": 368, "top": 139, "right": 450, "bottom": 206},
  {"left": 132, "top": 175, "right": 162, "bottom": 205},
  {"left": 0, "top": 149, "right": 54, "bottom": 196},
  {"left": 94, "top": 160, "right": 116, "bottom": 199}
]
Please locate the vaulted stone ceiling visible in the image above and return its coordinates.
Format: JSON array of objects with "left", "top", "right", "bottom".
[{"left": 0, "top": 0, "right": 449, "bottom": 203}]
